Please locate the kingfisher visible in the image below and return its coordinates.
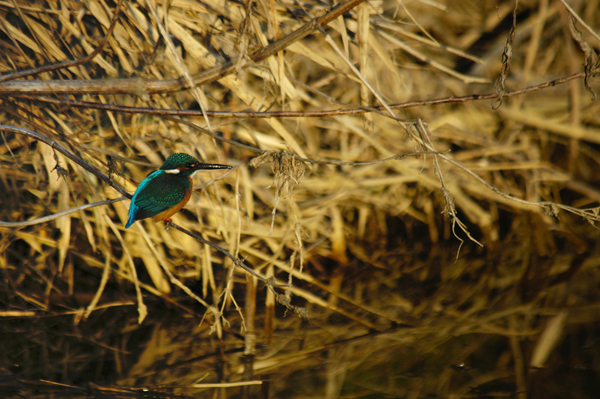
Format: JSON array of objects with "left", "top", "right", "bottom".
[{"left": 125, "top": 153, "right": 231, "bottom": 229}]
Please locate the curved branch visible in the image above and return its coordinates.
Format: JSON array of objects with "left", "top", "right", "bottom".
[
  {"left": 0, "top": 125, "right": 131, "bottom": 197},
  {"left": 168, "top": 222, "right": 288, "bottom": 290}
]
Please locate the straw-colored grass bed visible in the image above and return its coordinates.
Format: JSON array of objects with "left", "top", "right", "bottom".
[{"left": 1, "top": 0, "right": 600, "bottom": 397}]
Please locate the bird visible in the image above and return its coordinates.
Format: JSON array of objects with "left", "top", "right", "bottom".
[{"left": 125, "top": 153, "right": 231, "bottom": 229}]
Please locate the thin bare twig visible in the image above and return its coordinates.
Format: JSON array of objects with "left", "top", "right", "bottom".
[
  {"left": 296, "top": 151, "right": 444, "bottom": 166},
  {"left": 0, "top": 125, "right": 131, "bottom": 197},
  {"left": 10, "top": 68, "right": 596, "bottom": 118},
  {"left": 0, "top": 198, "right": 125, "bottom": 227},
  {"left": 559, "top": 0, "right": 600, "bottom": 44}
]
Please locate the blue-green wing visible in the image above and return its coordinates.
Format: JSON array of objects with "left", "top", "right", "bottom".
[{"left": 126, "top": 172, "right": 190, "bottom": 227}]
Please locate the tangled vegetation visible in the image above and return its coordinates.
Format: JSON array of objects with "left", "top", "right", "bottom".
[{"left": 1, "top": 0, "right": 600, "bottom": 397}]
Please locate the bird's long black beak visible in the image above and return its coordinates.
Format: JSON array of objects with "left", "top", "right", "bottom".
[{"left": 192, "top": 162, "right": 232, "bottom": 171}]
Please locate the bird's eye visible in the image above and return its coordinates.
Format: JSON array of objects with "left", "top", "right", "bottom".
[{"left": 186, "top": 162, "right": 194, "bottom": 168}]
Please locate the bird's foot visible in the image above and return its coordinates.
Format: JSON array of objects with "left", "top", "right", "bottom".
[{"left": 163, "top": 218, "right": 173, "bottom": 232}]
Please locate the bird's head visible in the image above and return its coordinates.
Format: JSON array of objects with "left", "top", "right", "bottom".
[{"left": 160, "top": 153, "right": 232, "bottom": 177}]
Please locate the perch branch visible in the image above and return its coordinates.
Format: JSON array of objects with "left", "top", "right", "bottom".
[{"left": 0, "top": 125, "right": 284, "bottom": 291}]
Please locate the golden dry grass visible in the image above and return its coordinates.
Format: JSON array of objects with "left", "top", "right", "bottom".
[{"left": 1, "top": 0, "right": 600, "bottom": 398}]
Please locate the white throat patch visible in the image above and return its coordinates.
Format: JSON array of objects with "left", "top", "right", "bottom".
[{"left": 164, "top": 168, "right": 181, "bottom": 174}]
